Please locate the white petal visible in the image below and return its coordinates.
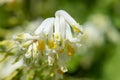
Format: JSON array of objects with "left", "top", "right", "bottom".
[
  {"left": 59, "top": 16, "right": 66, "bottom": 39},
  {"left": 60, "top": 66, "right": 68, "bottom": 73},
  {"left": 66, "top": 22, "right": 81, "bottom": 42},
  {"left": 34, "top": 18, "right": 54, "bottom": 35},
  {"left": 54, "top": 16, "right": 60, "bottom": 34},
  {"left": 43, "top": 18, "right": 54, "bottom": 35},
  {"left": 54, "top": 16, "right": 61, "bottom": 41},
  {"left": 13, "top": 33, "right": 32, "bottom": 40},
  {"left": 55, "top": 10, "right": 82, "bottom": 33},
  {"left": 25, "top": 44, "right": 32, "bottom": 58},
  {"left": 55, "top": 10, "right": 76, "bottom": 25},
  {"left": 65, "top": 23, "right": 74, "bottom": 42}
]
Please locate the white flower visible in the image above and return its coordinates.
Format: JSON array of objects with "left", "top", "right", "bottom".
[
  {"left": 14, "top": 10, "right": 83, "bottom": 73},
  {"left": 55, "top": 10, "right": 83, "bottom": 33},
  {"left": 34, "top": 18, "right": 54, "bottom": 36},
  {"left": 60, "top": 66, "right": 68, "bottom": 73}
]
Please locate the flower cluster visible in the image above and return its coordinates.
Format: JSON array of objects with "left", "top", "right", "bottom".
[{"left": 13, "top": 10, "right": 83, "bottom": 73}]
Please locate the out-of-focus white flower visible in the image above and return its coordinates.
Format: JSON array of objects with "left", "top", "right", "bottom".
[
  {"left": 13, "top": 10, "right": 83, "bottom": 73},
  {"left": 83, "top": 22, "right": 105, "bottom": 47},
  {"left": 79, "top": 14, "right": 120, "bottom": 69},
  {"left": 60, "top": 66, "right": 68, "bottom": 73},
  {"left": 82, "top": 13, "right": 119, "bottom": 48}
]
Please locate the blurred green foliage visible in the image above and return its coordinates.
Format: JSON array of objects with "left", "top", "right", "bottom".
[{"left": 0, "top": 0, "right": 120, "bottom": 80}]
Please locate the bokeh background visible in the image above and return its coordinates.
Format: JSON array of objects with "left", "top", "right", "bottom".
[{"left": 0, "top": 0, "right": 120, "bottom": 80}]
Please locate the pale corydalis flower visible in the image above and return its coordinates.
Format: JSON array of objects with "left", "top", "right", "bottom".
[{"left": 13, "top": 10, "right": 83, "bottom": 73}]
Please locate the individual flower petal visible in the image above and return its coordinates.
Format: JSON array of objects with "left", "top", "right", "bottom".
[
  {"left": 59, "top": 16, "right": 66, "bottom": 40},
  {"left": 54, "top": 16, "right": 61, "bottom": 42},
  {"left": 25, "top": 44, "right": 33, "bottom": 58},
  {"left": 55, "top": 10, "right": 83, "bottom": 33},
  {"left": 13, "top": 33, "right": 32, "bottom": 40},
  {"left": 65, "top": 23, "right": 74, "bottom": 42},
  {"left": 21, "top": 40, "right": 33, "bottom": 48},
  {"left": 32, "top": 42, "right": 38, "bottom": 58},
  {"left": 43, "top": 18, "right": 54, "bottom": 35},
  {"left": 13, "top": 33, "right": 39, "bottom": 40},
  {"left": 60, "top": 66, "right": 68, "bottom": 73},
  {"left": 34, "top": 18, "right": 54, "bottom": 35}
]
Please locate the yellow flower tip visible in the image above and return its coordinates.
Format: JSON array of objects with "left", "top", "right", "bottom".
[
  {"left": 25, "top": 51, "right": 31, "bottom": 56},
  {"left": 16, "top": 34, "right": 25, "bottom": 40},
  {"left": 55, "top": 33, "right": 60, "bottom": 40},
  {"left": 22, "top": 43, "right": 29, "bottom": 48},
  {"left": 22, "top": 41, "right": 32, "bottom": 48},
  {"left": 72, "top": 25, "right": 81, "bottom": 32},
  {"left": 32, "top": 43, "right": 38, "bottom": 58},
  {"left": 50, "top": 73, "right": 54, "bottom": 77},
  {"left": 48, "top": 38, "right": 56, "bottom": 49},
  {"left": 37, "top": 39, "right": 45, "bottom": 51},
  {"left": 66, "top": 44, "right": 74, "bottom": 56}
]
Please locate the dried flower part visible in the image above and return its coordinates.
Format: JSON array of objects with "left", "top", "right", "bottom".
[
  {"left": 66, "top": 43, "right": 74, "bottom": 56},
  {"left": 13, "top": 10, "right": 83, "bottom": 73}
]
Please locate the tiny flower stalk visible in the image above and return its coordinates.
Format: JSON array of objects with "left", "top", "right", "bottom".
[{"left": 4, "top": 10, "right": 83, "bottom": 79}]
